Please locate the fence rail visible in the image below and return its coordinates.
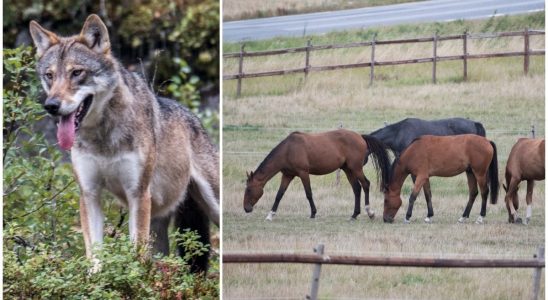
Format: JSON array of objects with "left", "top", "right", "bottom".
[
  {"left": 223, "top": 29, "right": 545, "bottom": 97},
  {"left": 224, "top": 245, "right": 545, "bottom": 300}
]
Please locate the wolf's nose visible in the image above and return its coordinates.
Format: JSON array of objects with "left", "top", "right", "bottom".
[{"left": 44, "top": 98, "right": 61, "bottom": 115}]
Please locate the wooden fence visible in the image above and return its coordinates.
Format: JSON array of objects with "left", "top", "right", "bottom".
[
  {"left": 223, "top": 244, "right": 545, "bottom": 300},
  {"left": 223, "top": 29, "right": 545, "bottom": 97}
]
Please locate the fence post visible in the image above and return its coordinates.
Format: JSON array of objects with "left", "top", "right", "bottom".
[
  {"left": 531, "top": 124, "right": 536, "bottom": 138},
  {"left": 432, "top": 32, "right": 438, "bottom": 84},
  {"left": 531, "top": 246, "right": 544, "bottom": 300},
  {"left": 307, "top": 244, "right": 325, "bottom": 300},
  {"left": 236, "top": 43, "right": 245, "bottom": 98},
  {"left": 305, "top": 39, "right": 312, "bottom": 79},
  {"left": 463, "top": 31, "right": 468, "bottom": 81},
  {"left": 370, "top": 35, "right": 376, "bottom": 86},
  {"left": 524, "top": 28, "right": 530, "bottom": 75}
]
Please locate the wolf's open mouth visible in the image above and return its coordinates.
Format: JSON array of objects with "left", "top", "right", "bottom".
[{"left": 75, "top": 95, "right": 93, "bottom": 130}]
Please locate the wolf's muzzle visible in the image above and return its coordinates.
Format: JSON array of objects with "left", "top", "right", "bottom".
[{"left": 44, "top": 97, "right": 61, "bottom": 115}]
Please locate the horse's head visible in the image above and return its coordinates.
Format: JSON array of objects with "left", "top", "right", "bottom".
[
  {"left": 383, "top": 190, "right": 402, "bottom": 223},
  {"left": 244, "top": 171, "right": 263, "bottom": 213}
]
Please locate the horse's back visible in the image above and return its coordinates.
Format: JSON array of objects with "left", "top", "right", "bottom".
[
  {"left": 285, "top": 129, "right": 365, "bottom": 174},
  {"left": 404, "top": 134, "right": 492, "bottom": 176}
]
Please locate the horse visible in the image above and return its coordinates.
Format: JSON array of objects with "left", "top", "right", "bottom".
[
  {"left": 369, "top": 117, "right": 486, "bottom": 157},
  {"left": 370, "top": 117, "right": 486, "bottom": 200},
  {"left": 383, "top": 134, "right": 499, "bottom": 224},
  {"left": 243, "top": 129, "right": 391, "bottom": 220},
  {"left": 503, "top": 138, "right": 545, "bottom": 224}
]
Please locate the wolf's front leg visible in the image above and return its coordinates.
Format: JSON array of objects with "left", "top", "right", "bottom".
[
  {"left": 128, "top": 189, "right": 152, "bottom": 245},
  {"left": 79, "top": 192, "right": 104, "bottom": 272}
]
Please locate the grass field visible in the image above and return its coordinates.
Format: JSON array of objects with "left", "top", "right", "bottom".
[
  {"left": 223, "top": 0, "right": 421, "bottom": 21},
  {"left": 222, "top": 14, "right": 545, "bottom": 300}
]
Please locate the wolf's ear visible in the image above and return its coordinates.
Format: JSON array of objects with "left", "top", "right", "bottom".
[
  {"left": 29, "top": 21, "right": 59, "bottom": 57},
  {"left": 79, "top": 14, "right": 110, "bottom": 54}
]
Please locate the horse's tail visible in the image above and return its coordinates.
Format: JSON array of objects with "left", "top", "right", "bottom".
[
  {"left": 362, "top": 135, "right": 391, "bottom": 191},
  {"left": 475, "top": 122, "right": 486, "bottom": 137},
  {"left": 174, "top": 191, "right": 211, "bottom": 274},
  {"left": 488, "top": 141, "right": 499, "bottom": 204}
]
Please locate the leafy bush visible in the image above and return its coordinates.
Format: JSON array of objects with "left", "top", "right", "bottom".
[
  {"left": 3, "top": 46, "right": 218, "bottom": 299},
  {"left": 4, "top": 233, "right": 219, "bottom": 299}
]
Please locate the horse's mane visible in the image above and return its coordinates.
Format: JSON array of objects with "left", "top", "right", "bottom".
[
  {"left": 389, "top": 156, "right": 401, "bottom": 183},
  {"left": 255, "top": 138, "right": 289, "bottom": 174}
]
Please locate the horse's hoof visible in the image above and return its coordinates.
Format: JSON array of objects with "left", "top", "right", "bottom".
[
  {"left": 403, "top": 218, "right": 411, "bottom": 224},
  {"left": 475, "top": 216, "right": 484, "bottom": 224},
  {"left": 349, "top": 216, "right": 357, "bottom": 221},
  {"left": 310, "top": 215, "right": 316, "bottom": 219},
  {"left": 424, "top": 217, "right": 432, "bottom": 224},
  {"left": 368, "top": 212, "right": 375, "bottom": 219},
  {"left": 458, "top": 217, "right": 467, "bottom": 223},
  {"left": 515, "top": 217, "right": 523, "bottom": 224},
  {"left": 524, "top": 217, "right": 530, "bottom": 225},
  {"left": 265, "top": 211, "right": 276, "bottom": 221}
]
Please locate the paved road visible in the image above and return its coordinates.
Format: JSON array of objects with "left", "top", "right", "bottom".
[{"left": 223, "top": 0, "right": 544, "bottom": 42}]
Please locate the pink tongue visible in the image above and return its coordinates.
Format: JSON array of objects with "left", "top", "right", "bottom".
[{"left": 57, "top": 112, "right": 76, "bottom": 150}]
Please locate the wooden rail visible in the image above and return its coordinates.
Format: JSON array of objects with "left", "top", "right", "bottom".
[
  {"left": 223, "top": 253, "right": 545, "bottom": 268},
  {"left": 224, "top": 245, "right": 545, "bottom": 300},
  {"left": 224, "top": 29, "right": 545, "bottom": 97}
]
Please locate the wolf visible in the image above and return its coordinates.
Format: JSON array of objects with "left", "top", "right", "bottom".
[{"left": 29, "top": 14, "right": 219, "bottom": 273}]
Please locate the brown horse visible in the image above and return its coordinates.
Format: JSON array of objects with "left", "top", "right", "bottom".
[
  {"left": 503, "top": 138, "right": 545, "bottom": 224},
  {"left": 383, "top": 134, "right": 499, "bottom": 224},
  {"left": 243, "top": 129, "right": 391, "bottom": 220}
]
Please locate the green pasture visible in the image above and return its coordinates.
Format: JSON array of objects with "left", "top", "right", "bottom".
[{"left": 222, "top": 13, "right": 545, "bottom": 300}]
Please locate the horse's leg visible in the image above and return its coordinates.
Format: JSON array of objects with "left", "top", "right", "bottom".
[
  {"left": 459, "top": 171, "right": 478, "bottom": 223},
  {"left": 299, "top": 172, "right": 317, "bottom": 218},
  {"left": 343, "top": 169, "right": 361, "bottom": 220},
  {"left": 524, "top": 180, "right": 534, "bottom": 225},
  {"left": 404, "top": 176, "right": 427, "bottom": 223},
  {"left": 475, "top": 174, "right": 489, "bottom": 224},
  {"left": 266, "top": 173, "right": 295, "bottom": 221},
  {"left": 505, "top": 177, "right": 520, "bottom": 223},
  {"left": 354, "top": 171, "right": 374, "bottom": 219},
  {"left": 423, "top": 179, "right": 433, "bottom": 223},
  {"left": 412, "top": 174, "right": 431, "bottom": 211}
]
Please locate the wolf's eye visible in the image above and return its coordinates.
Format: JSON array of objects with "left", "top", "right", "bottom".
[
  {"left": 71, "top": 69, "right": 83, "bottom": 77},
  {"left": 45, "top": 72, "right": 53, "bottom": 80}
]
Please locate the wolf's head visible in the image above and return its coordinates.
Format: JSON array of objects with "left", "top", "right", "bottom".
[{"left": 29, "top": 14, "right": 117, "bottom": 150}]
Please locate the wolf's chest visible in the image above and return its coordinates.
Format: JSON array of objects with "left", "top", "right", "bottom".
[{"left": 71, "top": 150, "right": 144, "bottom": 203}]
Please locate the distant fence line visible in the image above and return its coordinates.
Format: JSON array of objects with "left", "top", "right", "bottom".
[
  {"left": 223, "top": 29, "right": 545, "bottom": 97},
  {"left": 224, "top": 244, "right": 545, "bottom": 300}
]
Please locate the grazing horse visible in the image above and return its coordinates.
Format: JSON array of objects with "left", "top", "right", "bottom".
[
  {"left": 370, "top": 117, "right": 486, "bottom": 200},
  {"left": 243, "top": 129, "right": 391, "bottom": 220},
  {"left": 383, "top": 134, "right": 499, "bottom": 224},
  {"left": 503, "top": 138, "right": 545, "bottom": 224}
]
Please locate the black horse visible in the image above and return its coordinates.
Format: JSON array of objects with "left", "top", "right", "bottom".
[
  {"left": 368, "top": 117, "right": 486, "bottom": 220},
  {"left": 369, "top": 117, "right": 486, "bottom": 157}
]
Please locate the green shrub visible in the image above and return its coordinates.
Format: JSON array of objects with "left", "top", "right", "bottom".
[{"left": 4, "top": 233, "right": 219, "bottom": 299}]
